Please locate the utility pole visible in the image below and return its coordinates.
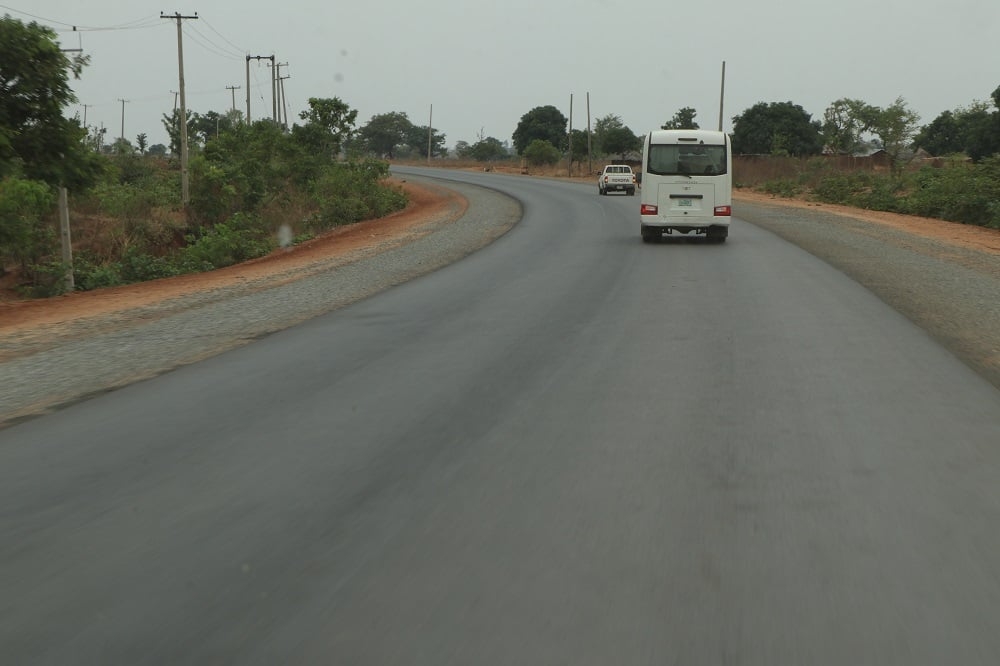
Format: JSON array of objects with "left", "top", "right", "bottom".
[
  {"left": 427, "top": 104, "right": 433, "bottom": 165},
  {"left": 586, "top": 92, "right": 592, "bottom": 176},
  {"left": 278, "top": 74, "right": 290, "bottom": 129},
  {"left": 226, "top": 84, "right": 241, "bottom": 114},
  {"left": 59, "top": 47, "right": 83, "bottom": 292},
  {"left": 118, "top": 98, "right": 129, "bottom": 141},
  {"left": 162, "top": 12, "right": 198, "bottom": 206},
  {"left": 718, "top": 60, "right": 726, "bottom": 132},
  {"left": 567, "top": 94, "right": 573, "bottom": 177},
  {"left": 245, "top": 55, "right": 272, "bottom": 123},
  {"left": 270, "top": 56, "right": 277, "bottom": 123}
]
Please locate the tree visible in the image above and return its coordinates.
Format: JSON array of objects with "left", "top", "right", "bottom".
[
  {"left": 147, "top": 143, "right": 168, "bottom": 157},
  {"left": 512, "top": 105, "right": 567, "bottom": 155},
  {"left": 356, "top": 111, "right": 413, "bottom": 158},
  {"left": 0, "top": 16, "right": 103, "bottom": 189},
  {"left": 293, "top": 97, "right": 356, "bottom": 158},
  {"left": 405, "top": 124, "right": 447, "bottom": 158},
  {"left": 868, "top": 97, "right": 920, "bottom": 174},
  {"left": 470, "top": 136, "right": 508, "bottom": 161},
  {"left": 661, "top": 107, "right": 700, "bottom": 130},
  {"left": 523, "top": 139, "right": 561, "bottom": 166},
  {"left": 602, "top": 126, "right": 641, "bottom": 160},
  {"left": 822, "top": 98, "right": 874, "bottom": 155},
  {"left": 731, "top": 101, "right": 823, "bottom": 156},
  {"left": 136, "top": 133, "right": 148, "bottom": 156},
  {"left": 592, "top": 114, "right": 625, "bottom": 156},
  {"left": 568, "top": 129, "right": 590, "bottom": 165},
  {"left": 162, "top": 108, "right": 195, "bottom": 155}
]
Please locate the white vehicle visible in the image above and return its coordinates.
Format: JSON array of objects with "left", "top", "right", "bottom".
[
  {"left": 639, "top": 129, "right": 732, "bottom": 243},
  {"left": 598, "top": 164, "right": 637, "bottom": 195}
]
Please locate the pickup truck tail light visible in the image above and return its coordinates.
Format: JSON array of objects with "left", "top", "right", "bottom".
[
  {"left": 641, "top": 204, "right": 658, "bottom": 215},
  {"left": 714, "top": 205, "right": 731, "bottom": 216}
]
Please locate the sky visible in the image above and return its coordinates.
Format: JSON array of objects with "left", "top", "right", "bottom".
[{"left": 6, "top": 0, "right": 1000, "bottom": 151}]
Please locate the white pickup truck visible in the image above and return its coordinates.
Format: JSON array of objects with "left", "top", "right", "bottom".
[{"left": 598, "top": 164, "right": 637, "bottom": 196}]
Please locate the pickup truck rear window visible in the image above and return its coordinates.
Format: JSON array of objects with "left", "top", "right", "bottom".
[{"left": 646, "top": 144, "right": 727, "bottom": 176}]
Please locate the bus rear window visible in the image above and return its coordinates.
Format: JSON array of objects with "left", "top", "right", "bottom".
[{"left": 646, "top": 144, "right": 727, "bottom": 176}]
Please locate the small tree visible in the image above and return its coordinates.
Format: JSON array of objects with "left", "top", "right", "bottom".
[
  {"left": 523, "top": 139, "right": 561, "bottom": 166},
  {"left": 356, "top": 111, "right": 413, "bottom": 158},
  {"left": 661, "top": 107, "right": 700, "bottom": 130},
  {"left": 732, "top": 101, "right": 823, "bottom": 156},
  {"left": 822, "top": 98, "right": 873, "bottom": 155},
  {"left": 868, "top": 97, "right": 920, "bottom": 175}
]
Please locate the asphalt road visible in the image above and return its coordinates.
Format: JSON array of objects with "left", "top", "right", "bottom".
[{"left": 3, "top": 168, "right": 1000, "bottom": 664}]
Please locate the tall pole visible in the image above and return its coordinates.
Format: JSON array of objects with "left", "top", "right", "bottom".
[
  {"left": 427, "top": 104, "right": 433, "bottom": 165},
  {"left": 270, "top": 55, "right": 277, "bottom": 123},
  {"left": 567, "top": 93, "right": 573, "bottom": 176},
  {"left": 586, "top": 92, "right": 592, "bottom": 176},
  {"left": 245, "top": 56, "right": 251, "bottom": 122},
  {"left": 162, "top": 12, "right": 198, "bottom": 206},
  {"left": 118, "top": 98, "right": 129, "bottom": 140},
  {"left": 226, "top": 85, "right": 241, "bottom": 114},
  {"left": 278, "top": 75, "right": 289, "bottom": 128},
  {"left": 718, "top": 60, "right": 726, "bottom": 132}
]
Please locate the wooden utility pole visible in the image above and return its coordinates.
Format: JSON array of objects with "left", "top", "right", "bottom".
[
  {"left": 718, "top": 61, "right": 726, "bottom": 132},
  {"left": 162, "top": 12, "right": 198, "bottom": 205},
  {"left": 278, "top": 75, "right": 290, "bottom": 128},
  {"left": 567, "top": 94, "right": 573, "bottom": 176},
  {"left": 118, "top": 98, "right": 129, "bottom": 140},
  {"left": 245, "top": 55, "right": 273, "bottom": 123},
  {"left": 226, "top": 84, "right": 241, "bottom": 113},
  {"left": 427, "top": 104, "right": 433, "bottom": 165},
  {"left": 58, "top": 187, "right": 74, "bottom": 291},
  {"left": 586, "top": 92, "right": 592, "bottom": 176}
]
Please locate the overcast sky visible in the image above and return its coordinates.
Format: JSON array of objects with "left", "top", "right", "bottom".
[{"left": 7, "top": 1, "right": 1000, "bottom": 150}]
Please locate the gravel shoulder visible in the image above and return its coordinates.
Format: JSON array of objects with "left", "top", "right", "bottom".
[{"left": 733, "top": 190, "right": 1000, "bottom": 391}]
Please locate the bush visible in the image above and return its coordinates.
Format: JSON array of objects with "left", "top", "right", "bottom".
[
  {"left": 0, "top": 177, "right": 57, "bottom": 272},
  {"left": 523, "top": 139, "right": 562, "bottom": 166},
  {"left": 178, "top": 212, "right": 273, "bottom": 272}
]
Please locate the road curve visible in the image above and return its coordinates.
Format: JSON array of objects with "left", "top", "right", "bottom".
[{"left": 2, "top": 168, "right": 1000, "bottom": 665}]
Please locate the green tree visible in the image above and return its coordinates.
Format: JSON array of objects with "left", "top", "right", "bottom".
[
  {"left": 0, "top": 15, "right": 103, "bottom": 189},
  {"left": 732, "top": 101, "right": 823, "bottom": 156},
  {"left": 162, "top": 108, "right": 195, "bottom": 155},
  {"left": 591, "top": 114, "right": 624, "bottom": 156},
  {"left": 868, "top": 97, "right": 920, "bottom": 174},
  {"left": 470, "top": 136, "right": 508, "bottom": 161},
  {"left": 661, "top": 107, "right": 700, "bottom": 130},
  {"left": 523, "top": 139, "right": 561, "bottom": 166},
  {"left": 405, "top": 124, "right": 447, "bottom": 158},
  {"left": 147, "top": 143, "right": 168, "bottom": 157},
  {"left": 512, "top": 105, "right": 567, "bottom": 155},
  {"left": 136, "top": 133, "right": 148, "bottom": 155},
  {"left": 0, "top": 176, "right": 56, "bottom": 274},
  {"left": 568, "top": 129, "right": 590, "bottom": 165},
  {"left": 914, "top": 108, "right": 969, "bottom": 157},
  {"left": 293, "top": 96, "right": 357, "bottom": 158},
  {"left": 602, "top": 126, "right": 641, "bottom": 160},
  {"left": 822, "top": 98, "right": 873, "bottom": 155},
  {"left": 356, "top": 111, "right": 413, "bottom": 158}
]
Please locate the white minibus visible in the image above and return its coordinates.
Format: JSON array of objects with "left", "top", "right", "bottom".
[{"left": 639, "top": 129, "right": 732, "bottom": 243}]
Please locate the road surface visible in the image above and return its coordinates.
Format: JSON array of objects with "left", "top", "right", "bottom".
[{"left": 3, "top": 168, "right": 1000, "bottom": 664}]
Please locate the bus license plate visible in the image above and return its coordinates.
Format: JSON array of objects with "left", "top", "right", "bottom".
[{"left": 677, "top": 198, "right": 692, "bottom": 207}]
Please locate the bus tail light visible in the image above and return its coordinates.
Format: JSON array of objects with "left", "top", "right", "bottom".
[
  {"left": 641, "top": 204, "right": 658, "bottom": 215},
  {"left": 714, "top": 205, "right": 731, "bottom": 216}
]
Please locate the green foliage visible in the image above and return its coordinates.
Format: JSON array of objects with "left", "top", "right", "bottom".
[
  {"left": 822, "top": 98, "right": 874, "bottom": 155},
  {"left": 904, "top": 158, "right": 1000, "bottom": 227},
  {"left": 355, "top": 111, "right": 413, "bottom": 158},
  {"left": 523, "top": 139, "right": 561, "bottom": 166},
  {"left": 732, "top": 101, "right": 823, "bottom": 156},
  {"left": 602, "top": 126, "right": 641, "bottom": 159},
  {"left": 758, "top": 180, "right": 802, "bottom": 197},
  {"left": 310, "top": 160, "right": 406, "bottom": 229},
  {"left": 661, "top": 107, "right": 700, "bottom": 130},
  {"left": 179, "top": 212, "right": 272, "bottom": 272},
  {"left": 0, "top": 16, "right": 103, "bottom": 189},
  {"left": 513, "top": 106, "right": 567, "bottom": 155},
  {"left": 869, "top": 97, "right": 920, "bottom": 175},
  {"left": 469, "top": 136, "right": 509, "bottom": 161},
  {"left": 293, "top": 97, "right": 357, "bottom": 158},
  {"left": 0, "top": 176, "right": 56, "bottom": 271}
]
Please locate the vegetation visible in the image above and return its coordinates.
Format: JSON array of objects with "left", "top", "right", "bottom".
[
  {"left": 661, "top": 107, "right": 700, "bottom": 130},
  {"left": 513, "top": 106, "right": 568, "bottom": 155}
]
